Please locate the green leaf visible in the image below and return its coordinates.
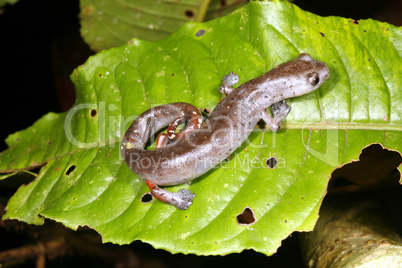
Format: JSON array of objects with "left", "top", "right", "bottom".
[
  {"left": 1, "top": 0, "right": 401, "bottom": 255},
  {"left": 79, "top": 0, "right": 247, "bottom": 51}
]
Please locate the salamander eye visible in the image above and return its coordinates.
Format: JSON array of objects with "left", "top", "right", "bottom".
[{"left": 309, "top": 72, "right": 320, "bottom": 86}]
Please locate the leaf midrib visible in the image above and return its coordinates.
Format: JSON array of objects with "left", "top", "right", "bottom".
[{"left": 281, "top": 122, "right": 402, "bottom": 131}]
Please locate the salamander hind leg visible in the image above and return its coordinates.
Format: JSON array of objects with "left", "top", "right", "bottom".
[{"left": 145, "top": 180, "right": 195, "bottom": 210}]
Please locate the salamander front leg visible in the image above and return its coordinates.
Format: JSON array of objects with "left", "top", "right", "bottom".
[
  {"left": 261, "top": 100, "right": 291, "bottom": 132},
  {"left": 260, "top": 111, "right": 279, "bottom": 132},
  {"left": 145, "top": 180, "right": 195, "bottom": 210},
  {"left": 219, "top": 71, "right": 239, "bottom": 95},
  {"left": 271, "top": 100, "right": 291, "bottom": 124}
]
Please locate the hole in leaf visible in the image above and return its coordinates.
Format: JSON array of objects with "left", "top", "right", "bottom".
[
  {"left": 90, "top": 109, "right": 97, "bottom": 117},
  {"left": 266, "top": 157, "right": 278, "bottom": 169},
  {"left": 329, "top": 143, "right": 402, "bottom": 194},
  {"left": 236, "top": 206, "right": 256, "bottom": 226},
  {"left": 201, "top": 107, "right": 210, "bottom": 114},
  {"left": 185, "top": 9, "right": 194, "bottom": 18},
  {"left": 66, "top": 165, "right": 76, "bottom": 176},
  {"left": 141, "top": 193, "right": 153, "bottom": 203},
  {"left": 195, "top": 29, "right": 205, "bottom": 37}
]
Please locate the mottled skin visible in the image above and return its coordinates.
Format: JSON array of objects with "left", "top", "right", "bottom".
[{"left": 121, "top": 53, "right": 330, "bottom": 210}]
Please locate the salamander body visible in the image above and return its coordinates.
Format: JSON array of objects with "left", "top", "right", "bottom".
[{"left": 121, "top": 53, "right": 330, "bottom": 209}]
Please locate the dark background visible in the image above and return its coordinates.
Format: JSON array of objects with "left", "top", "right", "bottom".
[{"left": 0, "top": 0, "right": 401, "bottom": 267}]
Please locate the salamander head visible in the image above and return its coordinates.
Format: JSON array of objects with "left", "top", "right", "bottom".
[
  {"left": 268, "top": 53, "right": 330, "bottom": 101},
  {"left": 293, "top": 53, "right": 330, "bottom": 88}
]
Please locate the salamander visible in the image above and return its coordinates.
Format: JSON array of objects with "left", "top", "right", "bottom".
[{"left": 121, "top": 53, "right": 330, "bottom": 210}]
